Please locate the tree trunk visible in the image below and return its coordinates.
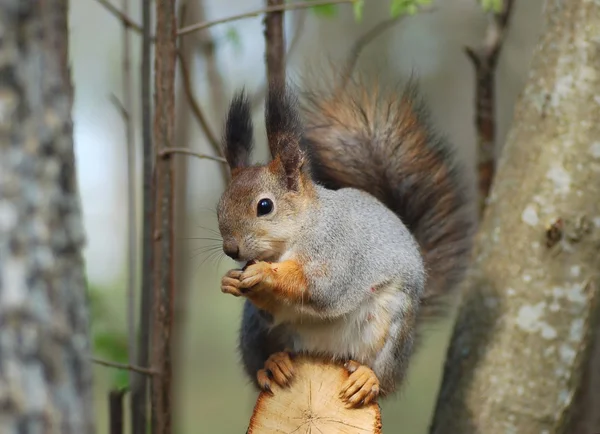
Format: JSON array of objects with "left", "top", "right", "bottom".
[
  {"left": 568, "top": 322, "right": 600, "bottom": 433},
  {"left": 247, "top": 356, "right": 381, "bottom": 434},
  {"left": 0, "top": 1, "right": 95, "bottom": 433},
  {"left": 429, "top": 1, "right": 600, "bottom": 433}
]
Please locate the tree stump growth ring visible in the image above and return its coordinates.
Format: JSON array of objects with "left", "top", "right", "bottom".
[{"left": 247, "top": 356, "right": 382, "bottom": 433}]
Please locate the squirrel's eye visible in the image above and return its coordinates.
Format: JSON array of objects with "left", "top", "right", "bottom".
[{"left": 257, "top": 198, "right": 273, "bottom": 216}]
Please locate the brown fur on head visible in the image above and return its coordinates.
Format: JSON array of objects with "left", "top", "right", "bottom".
[{"left": 217, "top": 84, "right": 315, "bottom": 263}]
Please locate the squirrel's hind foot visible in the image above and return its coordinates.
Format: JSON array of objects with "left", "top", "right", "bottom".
[
  {"left": 257, "top": 351, "right": 296, "bottom": 394},
  {"left": 339, "top": 360, "right": 380, "bottom": 408}
]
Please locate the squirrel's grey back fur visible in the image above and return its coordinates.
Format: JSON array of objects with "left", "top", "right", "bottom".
[{"left": 299, "top": 76, "right": 477, "bottom": 316}]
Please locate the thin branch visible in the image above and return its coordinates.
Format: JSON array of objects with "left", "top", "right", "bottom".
[
  {"left": 464, "top": 0, "right": 516, "bottom": 216},
  {"left": 159, "top": 147, "right": 227, "bottom": 163},
  {"left": 91, "top": 357, "right": 160, "bottom": 376},
  {"left": 264, "top": 0, "right": 286, "bottom": 89},
  {"left": 175, "top": 50, "right": 222, "bottom": 159},
  {"left": 341, "top": 17, "right": 400, "bottom": 89},
  {"left": 109, "top": 390, "right": 125, "bottom": 434},
  {"left": 96, "top": 0, "right": 143, "bottom": 32},
  {"left": 151, "top": 0, "right": 177, "bottom": 431},
  {"left": 177, "top": 0, "right": 357, "bottom": 37},
  {"left": 340, "top": 5, "right": 437, "bottom": 89},
  {"left": 185, "top": 0, "right": 230, "bottom": 185},
  {"left": 250, "top": 7, "right": 307, "bottom": 109},
  {"left": 119, "top": 0, "right": 138, "bottom": 421},
  {"left": 95, "top": 0, "right": 357, "bottom": 39},
  {"left": 170, "top": 2, "right": 195, "bottom": 427},
  {"left": 109, "top": 94, "right": 128, "bottom": 120},
  {"left": 131, "top": 0, "right": 153, "bottom": 432}
]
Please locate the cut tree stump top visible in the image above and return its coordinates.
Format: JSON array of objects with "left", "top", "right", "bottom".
[{"left": 247, "top": 356, "right": 382, "bottom": 433}]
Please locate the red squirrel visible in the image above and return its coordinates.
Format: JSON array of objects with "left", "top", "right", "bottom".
[{"left": 217, "top": 75, "right": 476, "bottom": 408}]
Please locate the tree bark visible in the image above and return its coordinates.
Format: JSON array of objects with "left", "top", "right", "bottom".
[
  {"left": 568, "top": 321, "right": 600, "bottom": 433},
  {"left": 0, "top": 1, "right": 95, "bottom": 433},
  {"left": 264, "top": 0, "right": 286, "bottom": 88},
  {"left": 429, "top": 1, "right": 600, "bottom": 433},
  {"left": 151, "top": 0, "right": 177, "bottom": 433},
  {"left": 130, "top": 0, "right": 153, "bottom": 432},
  {"left": 247, "top": 356, "right": 381, "bottom": 434}
]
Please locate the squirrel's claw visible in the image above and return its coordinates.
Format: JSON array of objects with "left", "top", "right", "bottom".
[
  {"left": 239, "top": 261, "right": 272, "bottom": 291},
  {"left": 256, "top": 369, "right": 274, "bottom": 395},
  {"left": 220, "top": 269, "right": 244, "bottom": 296},
  {"left": 256, "top": 351, "right": 296, "bottom": 393},
  {"left": 339, "top": 361, "right": 380, "bottom": 408}
]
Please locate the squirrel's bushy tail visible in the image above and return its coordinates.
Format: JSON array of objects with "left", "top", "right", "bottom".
[{"left": 299, "top": 75, "right": 476, "bottom": 313}]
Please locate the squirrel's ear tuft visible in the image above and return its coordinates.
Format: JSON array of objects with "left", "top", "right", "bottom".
[
  {"left": 265, "top": 82, "right": 306, "bottom": 190},
  {"left": 223, "top": 89, "right": 254, "bottom": 169}
]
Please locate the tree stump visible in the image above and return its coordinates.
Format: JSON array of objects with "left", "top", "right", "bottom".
[{"left": 247, "top": 356, "right": 382, "bottom": 433}]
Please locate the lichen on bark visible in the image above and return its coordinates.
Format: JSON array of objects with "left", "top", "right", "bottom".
[
  {"left": 430, "top": 1, "right": 600, "bottom": 433},
  {"left": 0, "top": 1, "right": 95, "bottom": 433}
]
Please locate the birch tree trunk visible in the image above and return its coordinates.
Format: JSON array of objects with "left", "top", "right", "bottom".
[
  {"left": 429, "top": 1, "right": 600, "bottom": 433},
  {"left": 0, "top": 1, "right": 95, "bottom": 433}
]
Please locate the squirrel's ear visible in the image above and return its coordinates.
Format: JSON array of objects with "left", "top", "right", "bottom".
[
  {"left": 265, "top": 83, "right": 306, "bottom": 191},
  {"left": 223, "top": 90, "right": 254, "bottom": 170}
]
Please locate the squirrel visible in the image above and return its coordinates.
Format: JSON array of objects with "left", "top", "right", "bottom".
[{"left": 217, "top": 74, "right": 476, "bottom": 408}]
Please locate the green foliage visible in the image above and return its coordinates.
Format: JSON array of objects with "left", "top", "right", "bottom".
[
  {"left": 88, "top": 284, "right": 130, "bottom": 391},
  {"left": 480, "top": 0, "right": 504, "bottom": 12},
  {"left": 298, "top": 0, "right": 433, "bottom": 23},
  {"left": 225, "top": 27, "right": 243, "bottom": 54},
  {"left": 311, "top": 3, "right": 338, "bottom": 17},
  {"left": 353, "top": 0, "right": 364, "bottom": 21},
  {"left": 390, "top": 0, "right": 432, "bottom": 18}
]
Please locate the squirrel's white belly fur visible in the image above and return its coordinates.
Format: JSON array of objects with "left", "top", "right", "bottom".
[{"left": 276, "top": 283, "right": 409, "bottom": 365}]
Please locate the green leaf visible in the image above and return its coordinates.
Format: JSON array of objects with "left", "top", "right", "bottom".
[
  {"left": 311, "top": 3, "right": 338, "bottom": 17},
  {"left": 225, "top": 27, "right": 243, "bottom": 53},
  {"left": 93, "top": 329, "right": 128, "bottom": 363},
  {"left": 492, "top": 0, "right": 503, "bottom": 12},
  {"left": 353, "top": 0, "right": 365, "bottom": 21},
  {"left": 112, "top": 368, "right": 130, "bottom": 391},
  {"left": 390, "top": 0, "right": 432, "bottom": 17},
  {"left": 390, "top": 0, "right": 404, "bottom": 18},
  {"left": 480, "top": 0, "right": 503, "bottom": 12}
]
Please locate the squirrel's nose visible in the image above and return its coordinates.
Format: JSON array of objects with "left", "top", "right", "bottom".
[{"left": 223, "top": 239, "right": 240, "bottom": 260}]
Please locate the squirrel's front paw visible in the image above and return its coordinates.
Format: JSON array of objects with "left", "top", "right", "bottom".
[
  {"left": 339, "top": 360, "right": 380, "bottom": 408},
  {"left": 220, "top": 269, "right": 244, "bottom": 297},
  {"left": 239, "top": 261, "right": 273, "bottom": 292},
  {"left": 256, "top": 351, "right": 296, "bottom": 394}
]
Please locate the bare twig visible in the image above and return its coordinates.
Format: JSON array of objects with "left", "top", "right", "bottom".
[
  {"left": 465, "top": 0, "right": 515, "bottom": 215},
  {"left": 151, "top": 0, "right": 177, "bottom": 432},
  {"left": 341, "top": 17, "right": 400, "bottom": 89},
  {"left": 264, "top": 0, "right": 286, "bottom": 88},
  {"left": 177, "top": 0, "right": 357, "bottom": 37},
  {"left": 250, "top": 8, "right": 307, "bottom": 108},
  {"left": 109, "top": 390, "right": 125, "bottom": 434},
  {"left": 340, "top": 6, "right": 437, "bottom": 89},
  {"left": 175, "top": 50, "right": 222, "bottom": 159},
  {"left": 109, "top": 94, "right": 128, "bottom": 119},
  {"left": 118, "top": 0, "right": 138, "bottom": 422},
  {"left": 159, "top": 147, "right": 227, "bottom": 163},
  {"left": 96, "top": 0, "right": 142, "bottom": 32},
  {"left": 95, "top": 0, "right": 357, "bottom": 39},
  {"left": 91, "top": 357, "right": 160, "bottom": 376},
  {"left": 171, "top": 4, "right": 194, "bottom": 429},
  {"left": 194, "top": 6, "right": 228, "bottom": 142},
  {"left": 130, "top": 0, "right": 153, "bottom": 432}
]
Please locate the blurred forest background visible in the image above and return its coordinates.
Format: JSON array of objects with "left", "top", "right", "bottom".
[{"left": 71, "top": 0, "right": 543, "bottom": 432}]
